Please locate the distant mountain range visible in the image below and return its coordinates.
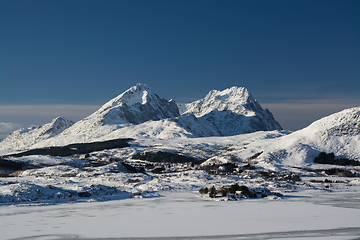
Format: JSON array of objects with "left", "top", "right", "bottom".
[
  {"left": 1, "top": 84, "right": 359, "bottom": 158},
  {"left": 0, "top": 84, "right": 282, "bottom": 150}
]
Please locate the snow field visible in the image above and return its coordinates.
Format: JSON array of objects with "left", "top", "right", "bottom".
[{"left": 1, "top": 190, "right": 360, "bottom": 239}]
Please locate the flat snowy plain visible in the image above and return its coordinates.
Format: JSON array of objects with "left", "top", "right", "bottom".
[{"left": 1, "top": 188, "right": 360, "bottom": 240}]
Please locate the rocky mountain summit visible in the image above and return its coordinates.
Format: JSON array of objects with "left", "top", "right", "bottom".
[
  {"left": 181, "top": 86, "right": 282, "bottom": 135},
  {"left": 56, "top": 84, "right": 180, "bottom": 138},
  {"left": 93, "top": 83, "right": 180, "bottom": 125}
]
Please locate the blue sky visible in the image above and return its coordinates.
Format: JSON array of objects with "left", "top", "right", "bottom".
[{"left": 1, "top": 0, "right": 359, "bottom": 138}]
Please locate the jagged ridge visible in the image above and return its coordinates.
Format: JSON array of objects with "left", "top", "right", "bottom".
[
  {"left": 181, "top": 86, "right": 282, "bottom": 135},
  {"left": 1, "top": 84, "right": 283, "bottom": 150},
  {"left": 0, "top": 117, "right": 74, "bottom": 150}
]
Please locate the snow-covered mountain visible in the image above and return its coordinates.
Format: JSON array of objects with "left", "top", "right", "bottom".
[
  {"left": 2, "top": 84, "right": 283, "bottom": 150},
  {"left": 0, "top": 117, "right": 74, "bottom": 150},
  {"left": 198, "top": 106, "right": 360, "bottom": 168},
  {"left": 181, "top": 86, "right": 282, "bottom": 135},
  {"left": 62, "top": 83, "right": 179, "bottom": 134}
]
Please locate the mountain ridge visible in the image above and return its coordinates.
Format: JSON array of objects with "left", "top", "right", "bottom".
[
  {"left": 182, "top": 86, "right": 282, "bottom": 135},
  {"left": 1, "top": 84, "right": 288, "bottom": 150}
]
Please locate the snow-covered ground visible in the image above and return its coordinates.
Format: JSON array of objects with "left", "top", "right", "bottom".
[
  {"left": 0, "top": 87, "right": 358, "bottom": 240},
  {"left": 1, "top": 140, "right": 360, "bottom": 239},
  {"left": 1, "top": 189, "right": 360, "bottom": 239}
]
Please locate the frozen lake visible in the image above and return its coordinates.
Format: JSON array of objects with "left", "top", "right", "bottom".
[{"left": 1, "top": 189, "right": 359, "bottom": 240}]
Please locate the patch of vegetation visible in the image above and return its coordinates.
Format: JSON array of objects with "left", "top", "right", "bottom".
[
  {"left": 0, "top": 159, "right": 25, "bottom": 171},
  {"left": 78, "top": 192, "right": 91, "bottom": 197},
  {"left": 248, "top": 151, "right": 263, "bottom": 160},
  {"left": 220, "top": 163, "right": 237, "bottom": 172},
  {"left": 324, "top": 168, "right": 355, "bottom": 177},
  {"left": 200, "top": 184, "right": 257, "bottom": 198},
  {"left": 4, "top": 138, "right": 133, "bottom": 158},
  {"left": 314, "top": 152, "right": 360, "bottom": 166},
  {"left": 152, "top": 167, "right": 165, "bottom": 174},
  {"left": 132, "top": 151, "right": 198, "bottom": 163},
  {"left": 199, "top": 187, "right": 209, "bottom": 195},
  {"left": 310, "top": 179, "right": 334, "bottom": 183},
  {"left": 121, "top": 162, "right": 138, "bottom": 173},
  {"left": 241, "top": 164, "right": 256, "bottom": 170},
  {"left": 209, "top": 185, "right": 217, "bottom": 198}
]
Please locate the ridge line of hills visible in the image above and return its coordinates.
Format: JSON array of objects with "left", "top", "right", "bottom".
[
  {"left": 0, "top": 84, "right": 282, "bottom": 151},
  {"left": 0, "top": 84, "right": 359, "bottom": 167}
]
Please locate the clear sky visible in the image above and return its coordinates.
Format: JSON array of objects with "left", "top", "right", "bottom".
[{"left": 1, "top": 0, "right": 359, "bottom": 139}]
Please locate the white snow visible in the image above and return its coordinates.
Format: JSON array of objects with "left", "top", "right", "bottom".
[
  {"left": 0, "top": 85, "right": 359, "bottom": 239},
  {"left": 1, "top": 190, "right": 360, "bottom": 239}
]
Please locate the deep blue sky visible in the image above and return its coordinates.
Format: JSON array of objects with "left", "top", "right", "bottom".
[{"left": 1, "top": 0, "right": 359, "bottom": 135}]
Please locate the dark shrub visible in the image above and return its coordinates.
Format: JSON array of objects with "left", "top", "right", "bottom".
[
  {"left": 0, "top": 159, "right": 25, "bottom": 171},
  {"left": 209, "top": 185, "right": 216, "bottom": 198},
  {"left": 121, "top": 162, "right": 137, "bottom": 173},
  {"left": 152, "top": 167, "right": 165, "bottom": 174},
  {"left": 78, "top": 191, "right": 91, "bottom": 197},
  {"left": 219, "top": 163, "right": 237, "bottom": 172},
  {"left": 228, "top": 183, "right": 253, "bottom": 198},
  {"left": 199, "top": 187, "right": 209, "bottom": 195},
  {"left": 324, "top": 168, "right": 355, "bottom": 177},
  {"left": 248, "top": 151, "right": 263, "bottom": 160},
  {"left": 222, "top": 189, "right": 228, "bottom": 197},
  {"left": 314, "top": 152, "right": 359, "bottom": 166},
  {"left": 241, "top": 164, "right": 256, "bottom": 170},
  {"left": 132, "top": 151, "right": 198, "bottom": 163}
]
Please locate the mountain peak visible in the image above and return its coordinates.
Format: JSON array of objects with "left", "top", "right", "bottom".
[
  {"left": 100, "top": 83, "right": 152, "bottom": 110},
  {"left": 52, "top": 84, "right": 180, "bottom": 139},
  {"left": 181, "top": 86, "right": 282, "bottom": 135},
  {"left": 182, "top": 86, "right": 260, "bottom": 118},
  {"left": 205, "top": 86, "right": 254, "bottom": 107}
]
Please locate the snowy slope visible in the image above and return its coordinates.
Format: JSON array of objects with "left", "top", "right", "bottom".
[
  {"left": 0, "top": 117, "right": 74, "bottom": 150},
  {"left": 99, "top": 114, "right": 221, "bottom": 140},
  {"left": 181, "top": 86, "right": 282, "bottom": 135},
  {"left": 59, "top": 83, "right": 179, "bottom": 135}
]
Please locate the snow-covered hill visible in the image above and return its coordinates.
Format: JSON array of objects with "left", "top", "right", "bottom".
[
  {"left": 184, "top": 107, "right": 360, "bottom": 169},
  {"left": 0, "top": 117, "right": 74, "bottom": 151}
]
